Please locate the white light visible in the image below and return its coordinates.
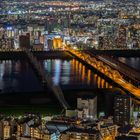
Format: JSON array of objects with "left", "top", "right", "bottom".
[
  {"left": 49, "top": 7, "right": 53, "bottom": 12},
  {"left": 73, "top": 46, "right": 77, "bottom": 50},
  {"left": 8, "top": 11, "right": 12, "bottom": 14}
]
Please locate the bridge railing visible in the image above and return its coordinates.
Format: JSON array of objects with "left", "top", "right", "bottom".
[
  {"left": 67, "top": 48, "right": 140, "bottom": 100},
  {"left": 102, "top": 55, "right": 140, "bottom": 80},
  {"left": 85, "top": 50, "right": 140, "bottom": 87}
]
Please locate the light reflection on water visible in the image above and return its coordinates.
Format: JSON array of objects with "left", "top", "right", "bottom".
[
  {"left": 0, "top": 58, "right": 139, "bottom": 111},
  {"left": 43, "top": 59, "right": 112, "bottom": 88},
  {"left": 1, "top": 57, "right": 140, "bottom": 93},
  {"left": 0, "top": 60, "right": 43, "bottom": 93}
]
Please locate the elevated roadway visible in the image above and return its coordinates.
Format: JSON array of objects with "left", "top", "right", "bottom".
[
  {"left": 67, "top": 48, "right": 140, "bottom": 100},
  {"left": 84, "top": 50, "right": 140, "bottom": 87}
]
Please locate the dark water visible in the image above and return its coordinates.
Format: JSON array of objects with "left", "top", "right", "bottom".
[
  {"left": 0, "top": 60, "right": 43, "bottom": 93},
  {"left": 43, "top": 59, "right": 112, "bottom": 88},
  {"left": 118, "top": 57, "right": 140, "bottom": 71},
  {"left": 1, "top": 58, "right": 140, "bottom": 92},
  {"left": 0, "top": 58, "right": 139, "bottom": 115},
  {"left": 0, "top": 59, "right": 112, "bottom": 93}
]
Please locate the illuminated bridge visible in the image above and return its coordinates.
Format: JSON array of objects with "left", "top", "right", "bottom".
[
  {"left": 67, "top": 48, "right": 140, "bottom": 100},
  {"left": 24, "top": 49, "right": 70, "bottom": 109},
  {"left": 84, "top": 50, "right": 140, "bottom": 88}
]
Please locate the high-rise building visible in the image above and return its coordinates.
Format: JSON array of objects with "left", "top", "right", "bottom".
[
  {"left": 98, "top": 36, "right": 104, "bottom": 49},
  {"left": 44, "top": 35, "right": 63, "bottom": 50},
  {"left": 117, "top": 25, "right": 127, "bottom": 48},
  {"left": 47, "top": 39, "right": 53, "bottom": 50},
  {"left": 114, "top": 95, "right": 133, "bottom": 126},
  {"left": 53, "top": 37, "right": 63, "bottom": 49},
  {"left": 19, "top": 33, "right": 30, "bottom": 48},
  {"left": 77, "top": 96, "right": 97, "bottom": 120}
]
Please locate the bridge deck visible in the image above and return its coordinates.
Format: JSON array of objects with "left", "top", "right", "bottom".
[
  {"left": 84, "top": 51, "right": 140, "bottom": 87},
  {"left": 67, "top": 49, "right": 140, "bottom": 100}
]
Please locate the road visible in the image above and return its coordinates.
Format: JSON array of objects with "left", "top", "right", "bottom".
[{"left": 67, "top": 48, "right": 140, "bottom": 100}]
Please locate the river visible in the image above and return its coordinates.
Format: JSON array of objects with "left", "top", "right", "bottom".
[{"left": 118, "top": 57, "right": 140, "bottom": 71}]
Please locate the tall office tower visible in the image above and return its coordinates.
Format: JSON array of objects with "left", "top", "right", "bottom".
[
  {"left": 19, "top": 33, "right": 30, "bottom": 48},
  {"left": 129, "top": 27, "right": 139, "bottom": 48},
  {"left": 102, "top": 36, "right": 110, "bottom": 49},
  {"left": 47, "top": 39, "right": 53, "bottom": 50},
  {"left": 114, "top": 95, "right": 133, "bottom": 126},
  {"left": 77, "top": 96, "right": 97, "bottom": 120},
  {"left": 53, "top": 38, "right": 63, "bottom": 49},
  {"left": 98, "top": 36, "right": 104, "bottom": 49},
  {"left": 117, "top": 25, "right": 127, "bottom": 48}
]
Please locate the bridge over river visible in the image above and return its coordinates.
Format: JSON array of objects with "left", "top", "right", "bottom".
[
  {"left": 0, "top": 48, "right": 140, "bottom": 106},
  {"left": 67, "top": 48, "right": 140, "bottom": 101},
  {"left": 84, "top": 50, "right": 140, "bottom": 88}
]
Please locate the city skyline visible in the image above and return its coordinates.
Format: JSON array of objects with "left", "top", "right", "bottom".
[{"left": 0, "top": 0, "right": 140, "bottom": 139}]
